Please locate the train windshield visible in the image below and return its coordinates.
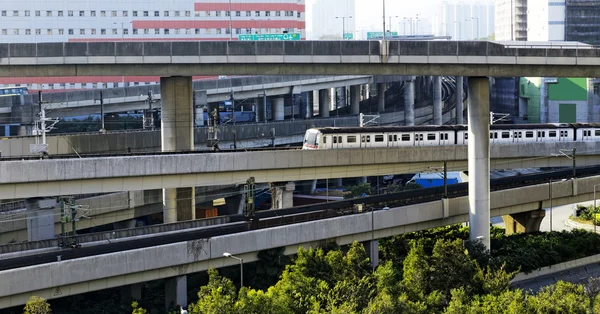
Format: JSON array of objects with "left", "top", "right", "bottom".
[{"left": 304, "top": 131, "right": 318, "bottom": 148}]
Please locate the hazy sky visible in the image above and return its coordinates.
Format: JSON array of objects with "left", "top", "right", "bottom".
[{"left": 306, "top": 0, "right": 441, "bottom": 32}]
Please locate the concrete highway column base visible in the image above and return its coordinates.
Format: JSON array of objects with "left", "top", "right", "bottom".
[
  {"left": 273, "top": 97, "right": 285, "bottom": 121},
  {"left": 165, "top": 275, "right": 187, "bottom": 311},
  {"left": 319, "top": 89, "right": 330, "bottom": 118},
  {"left": 364, "top": 239, "right": 379, "bottom": 269},
  {"left": 404, "top": 78, "right": 415, "bottom": 126},
  {"left": 350, "top": 85, "right": 360, "bottom": 115},
  {"left": 161, "top": 76, "right": 195, "bottom": 223},
  {"left": 256, "top": 96, "right": 266, "bottom": 122},
  {"left": 271, "top": 182, "right": 295, "bottom": 209},
  {"left": 467, "top": 77, "right": 491, "bottom": 250},
  {"left": 502, "top": 210, "right": 546, "bottom": 235},
  {"left": 433, "top": 76, "right": 442, "bottom": 125},
  {"left": 377, "top": 83, "right": 386, "bottom": 113},
  {"left": 456, "top": 76, "right": 464, "bottom": 124}
]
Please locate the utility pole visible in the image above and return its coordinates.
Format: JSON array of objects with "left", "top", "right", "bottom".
[
  {"left": 228, "top": 0, "right": 233, "bottom": 40},
  {"left": 31, "top": 91, "right": 58, "bottom": 156},
  {"left": 243, "top": 177, "right": 255, "bottom": 220},
  {"left": 382, "top": 0, "right": 386, "bottom": 40},
  {"left": 143, "top": 91, "right": 159, "bottom": 130},
  {"left": 94, "top": 91, "right": 106, "bottom": 133},
  {"left": 443, "top": 161, "right": 448, "bottom": 198}
]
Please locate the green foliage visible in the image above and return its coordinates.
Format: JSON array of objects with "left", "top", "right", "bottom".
[
  {"left": 526, "top": 281, "right": 590, "bottom": 313},
  {"left": 576, "top": 204, "right": 600, "bottom": 224},
  {"left": 23, "top": 296, "right": 51, "bottom": 314},
  {"left": 344, "top": 183, "right": 373, "bottom": 199},
  {"left": 131, "top": 301, "right": 147, "bottom": 314}
]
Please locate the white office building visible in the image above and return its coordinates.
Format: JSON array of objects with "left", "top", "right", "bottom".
[
  {"left": 311, "top": 0, "right": 355, "bottom": 40},
  {"left": 437, "top": 0, "right": 494, "bottom": 40}
]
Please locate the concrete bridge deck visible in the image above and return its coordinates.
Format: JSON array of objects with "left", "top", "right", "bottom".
[
  {"left": 0, "top": 41, "right": 597, "bottom": 77},
  {"left": 0, "top": 172, "right": 596, "bottom": 308},
  {"left": 0, "top": 140, "right": 597, "bottom": 200}
]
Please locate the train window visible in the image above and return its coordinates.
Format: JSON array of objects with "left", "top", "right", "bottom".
[
  {"left": 427, "top": 133, "right": 436, "bottom": 140},
  {"left": 389, "top": 135, "right": 393, "bottom": 142},
  {"left": 402, "top": 134, "right": 410, "bottom": 141},
  {"left": 549, "top": 131, "right": 557, "bottom": 137},
  {"left": 361, "top": 135, "right": 365, "bottom": 143},
  {"left": 595, "top": 130, "right": 600, "bottom": 136},
  {"left": 394, "top": 135, "right": 398, "bottom": 141},
  {"left": 525, "top": 131, "right": 533, "bottom": 138},
  {"left": 375, "top": 135, "right": 384, "bottom": 142},
  {"left": 323, "top": 136, "right": 327, "bottom": 144},
  {"left": 418, "top": 134, "right": 424, "bottom": 141},
  {"left": 347, "top": 135, "right": 357, "bottom": 143},
  {"left": 333, "top": 136, "right": 337, "bottom": 144},
  {"left": 464, "top": 133, "right": 468, "bottom": 140},
  {"left": 338, "top": 136, "right": 342, "bottom": 143},
  {"left": 366, "top": 135, "right": 371, "bottom": 143},
  {"left": 489, "top": 133, "right": 493, "bottom": 139},
  {"left": 502, "top": 132, "right": 510, "bottom": 139}
]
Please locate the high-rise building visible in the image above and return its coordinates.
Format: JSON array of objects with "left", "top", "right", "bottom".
[
  {"left": 0, "top": 0, "right": 306, "bottom": 90},
  {"left": 494, "top": 0, "right": 527, "bottom": 41},
  {"left": 311, "top": 0, "right": 355, "bottom": 40},
  {"left": 527, "top": 0, "right": 600, "bottom": 44},
  {"left": 437, "top": 0, "right": 494, "bottom": 40}
]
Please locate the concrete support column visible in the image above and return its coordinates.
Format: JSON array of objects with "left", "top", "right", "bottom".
[
  {"left": 433, "top": 76, "right": 443, "bottom": 125},
  {"left": 165, "top": 275, "right": 187, "bottom": 311},
  {"left": 404, "top": 78, "right": 415, "bottom": 126},
  {"left": 256, "top": 96, "right": 266, "bottom": 122},
  {"left": 456, "top": 76, "right": 464, "bottom": 124},
  {"left": 26, "top": 198, "right": 57, "bottom": 242},
  {"left": 339, "top": 87, "right": 347, "bottom": 109},
  {"left": 121, "top": 284, "right": 142, "bottom": 302},
  {"left": 161, "top": 76, "right": 195, "bottom": 223},
  {"left": 319, "top": 89, "right": 330, "bottom": 118},
  {"left": 305, "top": 92, "right": 314, "bottom": 118},
  {"left": 350, "top": 85, "right": 360, "bottom": 115},
  {"left": 364, "top": 240, "right": 379, "bottom": 269},
  {"left": 273, "top": 97, "right": 285, "bottom": 121},
  {"left": 377, "top": 83, "right": 386, "bottom": 113},
  {"left": 502, "top": 210, "right": 546, "bottom": 235},
  {"left": 540, "top": 79, "right": 549, "bottom": 123},
  {"left": 336, "top": 178, "right": 343, "bottom": 188},
  {"left": 271, "top": 182, "right": 295, "bottom": 209},
  {"left": 467, "top": 77, "right": 491, "bottom": 250},
  {"left": 310, "top": 180, "right": 317, "bottom": 194}
]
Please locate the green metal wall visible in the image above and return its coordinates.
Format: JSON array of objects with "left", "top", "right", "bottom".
[
  {"left": 520, "top": 77, "right": 541, "bottom": 123},
  {"left": 559, "top": 103, "right": 577, "bottom": 123},
  {"left": 548, "top": 78, "right": 588, "bottom": 101}
]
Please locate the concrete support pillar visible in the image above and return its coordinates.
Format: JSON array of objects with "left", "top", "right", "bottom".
[
  {"left": 336, "top": 178, "right": 343, "bottom": 188},
  {"left": 319, "top": 89, "right": 330, "bottom": 118},
  {"left": 121, "top": 283, "right": 142, "bottom": 302},
  {"left": 364, "top": 240, "right": 379, "bottom": 269},
  {"left": 404, "top": 78, "right": 415, "bottom": 126},
  {"left": 433, "top": 76, "right": 443, "bottom": 125},
  {"left": 271, "top": 182, "right": 295, "bottom": 209},
  {"left": 467, "top": 77, "right": 491, "bottom": 250},
  {"left": 256, "top": 95, "right": 266, "bottom": 122},
  {"left": 456, "top": 76, "right": 464, "bottom": 124},
  {"left": 273, "top": 97, "right": 285, "bottom": 121},
  {"left": 165, "top": 275, "right": 187, "bottom": 311},
  {"left": 502, "top": 210, "right": 546, "bottom": 235},
  {"left": 360, "top": 177, "right": 367, "bottom": 184},
  {"left": 305, "top": 92, "right": 314, "bottom": 118},
  {"left": 377, "top": 83, "right": 386, "bottom": 113},
  {"left": 339, "top": 87, "right": 347, "bottom": 109},
  {"left": 540, "top": 79, "right": 549, "bottom": 123},
  {"left": 310, "top": 180, "right": 317, "bottom": 194},
  {"left": 350, "top": 85, "right": 360, "bottom": 115},
  {"left": 26, "top": 198, "right": 57, "bottom": 242},
  {"left": 161, "top": 76, "right": 195, "bottom": 223}
]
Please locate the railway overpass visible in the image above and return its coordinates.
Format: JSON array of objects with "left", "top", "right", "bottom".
[
  {"left": 0, "top": 140, "right": 596, "bottom": 200},
  {"left": 0, "top": 170, "right": 597, "bottom": 309}
]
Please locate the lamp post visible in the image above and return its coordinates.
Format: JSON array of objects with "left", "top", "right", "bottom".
[
  {"left": 388, "top": 16, "right": 398, "bottom": 34},
  {"left": 335, "top": 16, "right": 352, "bottom": 39},
  {"left": 471, "top": 17, "right": 479, "bottom": 39},
  {"left": 113, "top": 21, "right": 131, "bottom": 40},
  {"left": 454, "top": 21, "right": 461, "bottom": 40},
  {"left": 228, "top": 0, "right": 233, "bottom": 40},
  {"left": 404, "top": 17, "right": 413, "bottom": 35},
  {"left": 223, "top": 252, "right": 243, "bottom": 287},
  {"left": 415, "top": 14, "right": 420, "bottom": 35},
  {"left": 382, "top": 0, "right": 386, "bottom": 40}
]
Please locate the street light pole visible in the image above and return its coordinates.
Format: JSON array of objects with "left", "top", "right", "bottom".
[
  {"left": 472, "top": 17, "right": 479, "bottom": 39},
  {"left": 335, "top": 16, "right": 352, "bottom": 39},
  {"left": 382, "top": 0, "right": 386, "bottom": 40},
  {"left": 229, "top": 0, "right": 233, "bottom": 40},
  {"left": 223, "top": 253, "right": 243, "bottom": 287}
]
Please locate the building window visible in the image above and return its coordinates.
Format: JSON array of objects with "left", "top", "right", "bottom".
[
  {"left": 80, "top": 29, "right": 85, "bottom": 35},
  {"left": 58, "top": 10, "right": 63, "bottom": 16},
  {"left": 59, "top": 29, "right": 64, "bottom": 35},
  {"left": 164, "top": 28, "right": 169, "bottom": 34},
  {"left": 265, "top": 11, "right": 270, "bottom": 17},
  {"left": 112, "top": 29, "right": 117, "bottom": 35},
  {"left": 164, "top": 11, "right": 169, "bottom": 17},
  {"left": 67, "top": 11, "right": 73, "bottom": 17},
  {"left": 225, "top": 28, "right": 231, "bottom": 34},
  {"left": 14, "top": 29, "right": 19, "bottom": 35},
  {"left": 185, "top": 29, "right": 191, "bottom": 34},
  {"left": 25, "top": 29, "right": 31, "bottom": 35},
  {"left": 133, "top": 11, "right": 138, "bottom": 17},
  {"left": 143, "top": 11, "right": 149, "bottom": 17},
  {"left": 68, "top": 29, "right": 73, "bottom": 35},
  {"left": 1, "top": 11, "right": 6, "bottom": 17},
  {"left": 255, "top": 11, "right": 260, "bottom": 16},
  {"left": 111, "top": 11, "right": 117, "bottom": 17},
  {"left": 46, "top": 11, "right": 52, "bottom": 17},
  {"left": 143, "top": 29, "right": 149, "bottom": 34},
  {"left": 123, "top": 29, "right": 129, "bottom": 35},
  {"left": 36, "top": 29, "right": 41, "bottom": 35},
  {"left": 91, "top": 29, "right": 97, "bottom": 35},
  {"left": 206, "top": 28, "right": 212, "bottom": 34},
  {"left": 246, "top": 11, "right": 251, "bottom": 17},
  {"left": 154, "top": 29, "right": 159, "bottom": 34},
  {"left": 174, "top": 11, "right": 180, "bottom": 17},
  {"left": 100, "top": 11, "right": 106, "bottom": 17},
  {"left": 1, "top": 29, "right": 6, "bottom": 36},
  {"left": 13, "top": 10, "right": 18, "bottom": 16},
  {"left": 195, "top": 28, "right": 200, "bottom": 34},
  {"left": 236, "top": 28, "right": 241, "bottom": 34},
  {"left": 216, "top": 28, "right": 222, "bottom": 34},
  {"left": 123, "top": 11, "right": 128, "bottom": 17},
  {"left": 101, "top": 29, "right": 106, "bottom": 35},
  {"left": 35, "top": 10, "right": 40, "bottom": 16},
  {"left": 174, "top": 29, "right": 180, "bottom": 34},
  {"left": 194, "top": 11, "right": 200, "bottom": 17},
  {"left": 185, "top": 11, "right": 191, "bottom": 17},
  {"left": 276, "top": 11, "right": 281, "bottom": 16},
  {"left": 235, "top": 11, "right": 241, "bottom": 17},
  {"left": 225, "top": 11, "right": 230, "bottom": 17},
  {"left": 215, "top": 11, "right": 221, "bottom": 17},
  {"left": 79, "top": 10, "right": 85, "bottom": 17},
  {"left": 91, "top": 11, "right": 96, "bottom": 17},
  {"left": 132, "top": 29, "right": 138, "bottom": 35},
  {"left": 25, "top": 10, "right": 30, "bottom": 16},
  {"left": 297, "top": 12, "right": 301, "bottom": 18},
  {"left": 206, "top": 11, "right": 211, "bottom": 16},
  {"left": 154, "top": 11, "right": 159, "bottom": 17}
]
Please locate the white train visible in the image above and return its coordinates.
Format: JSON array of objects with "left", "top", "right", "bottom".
[{"left": 302, "top": 123, "right": 600, "bottom": 150}]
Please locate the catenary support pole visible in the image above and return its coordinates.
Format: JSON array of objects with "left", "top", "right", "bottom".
[
  {"left": 456, "top": 76, "right": 464, "bottom": 124},
  {"left": 433, "top": 76, "right": 442, "bottom": 125}
]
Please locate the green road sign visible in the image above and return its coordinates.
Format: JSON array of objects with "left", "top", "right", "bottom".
[
  {"left": 343, "top": 33, "right": 354, "bottom": 40},
  {"left": 238, "top": 33, "right": 301, "bottom": 41},
  {"left": 367, "top": 31, "right": 398, "bottom": 39}
]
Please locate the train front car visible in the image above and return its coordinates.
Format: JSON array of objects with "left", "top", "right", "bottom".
[{"left": 302, "top": 128, "right": 322, "bottom": 150}]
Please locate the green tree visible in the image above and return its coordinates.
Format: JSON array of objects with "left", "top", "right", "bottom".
[
  {"left": 131, "top": 301, "right": 147, "bottom": 314},
  {"left": 526, "top": 281, "right": 590, "bottom": 313},
  {"left": 189, "top": 269, "right": 237, "bottom": 314},
  {"left": 23, "top": 296, "right": 51, "bottom": 314},
  {"left": 344, "top": 183, "right": 373, "bottom": 199},
  {"left": 401, "top": 240, "right": 430, "bottom": 301},
  {"left": 429, "top": 239, "right": 480, "bottom": 301},
  {"left": 234, "top": 287, "right": 291, "bottom": 314}
]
